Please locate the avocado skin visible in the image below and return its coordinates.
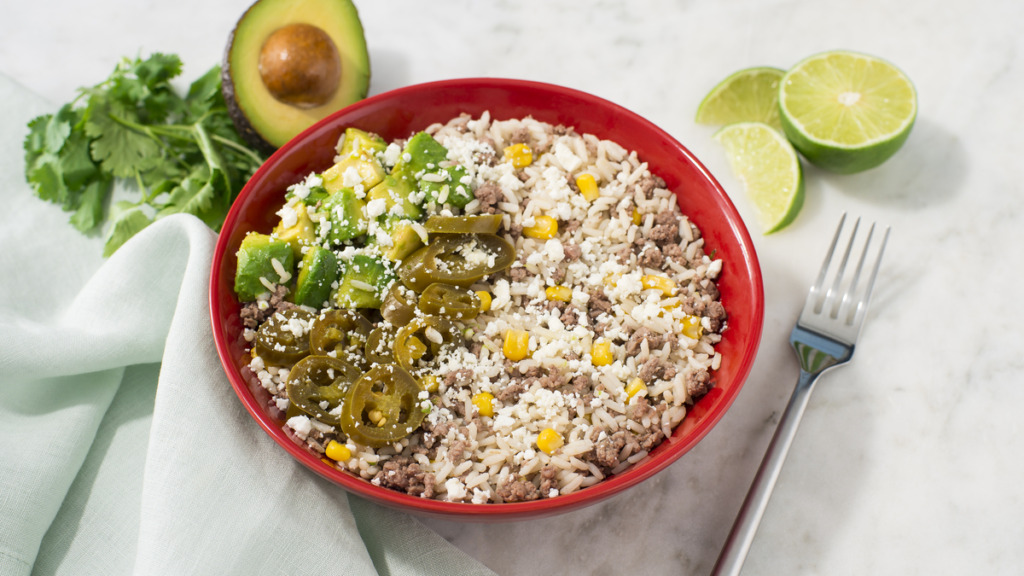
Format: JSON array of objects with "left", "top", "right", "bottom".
[{"left": 221, "top": 0, "right": 370, "bottom": 154}]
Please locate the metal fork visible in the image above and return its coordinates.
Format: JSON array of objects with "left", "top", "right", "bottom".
[{"left": 711, "top": 214, "right": 890, "bottom": 576}]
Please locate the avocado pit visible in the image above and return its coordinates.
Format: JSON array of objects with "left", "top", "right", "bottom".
[{"left": 258, "top": 23, "right": 342, "bottom": 109}]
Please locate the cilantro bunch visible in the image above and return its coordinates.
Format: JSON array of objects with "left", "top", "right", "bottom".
[{"left": 23, "top": 53, "right": 265, "bottom": 256}]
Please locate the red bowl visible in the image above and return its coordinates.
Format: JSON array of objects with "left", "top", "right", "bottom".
[{"left": 210, "top": 78, "right": 764, "bottom": 521}]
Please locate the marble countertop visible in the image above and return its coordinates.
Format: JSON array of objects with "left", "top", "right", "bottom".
[{"left": 4, "top": 0, "right": 1022, "bottom": 574}]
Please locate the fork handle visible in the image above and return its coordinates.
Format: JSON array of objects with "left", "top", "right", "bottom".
[{"left": 711, "top": 370, "right": 820, "bottom": 576}]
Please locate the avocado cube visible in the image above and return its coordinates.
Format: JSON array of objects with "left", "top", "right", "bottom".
[
  {"left": 272, "top": 202, "right": 317, "bottom": 259},
  {"left": 337, "top": 127, "right": 386, "bottom": 158},
  {"left": 392, "top": 131, "right": 473, "bottom": 208},
  {"left": 292, "top": 247, "right": 339, "bottom": 308},
  {"left": 332, "top": 254, "right": 396, "bottom": 309},
  {"left": 367, "top": 174, "right": 424, "bottom": 221},
  {"left": 321, "top": 154, "right": 385, "bottom": 193},
  {"left": 322, "top": 187, "right": 368, "bottom": 244},
  {"left": 381, "top": 221, "right": 425, "bottom": 263},
  {"left": 234, "top": 232, "right": 295, "bottom": 301}
]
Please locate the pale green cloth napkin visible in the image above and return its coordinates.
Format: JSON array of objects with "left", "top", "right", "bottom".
[{"left": 0, "top": 74, "right": 495, "bottom": 576}]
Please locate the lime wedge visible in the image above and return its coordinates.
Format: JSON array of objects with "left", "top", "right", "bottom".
[
  {"left": 714, "top": 122, "right": 804, "bottom": 234},
  {"left": 779, "top": 50, "right": 917, "bottom": 173},
  {"left": 696, "top": 67, "right": 786, "bottom": 130}
]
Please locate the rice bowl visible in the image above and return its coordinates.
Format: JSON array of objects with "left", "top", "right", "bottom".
[{"left": 210, "top": 78, "right": 764, "bottom": 520}]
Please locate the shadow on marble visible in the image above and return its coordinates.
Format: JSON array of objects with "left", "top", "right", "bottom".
[{"left": 820, "top": 118, "right": 966, "bottom": 211}]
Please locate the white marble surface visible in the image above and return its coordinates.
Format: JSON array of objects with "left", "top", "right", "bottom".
[{"left": 4, "top": 0, "right": 1023, "bottom": 574}]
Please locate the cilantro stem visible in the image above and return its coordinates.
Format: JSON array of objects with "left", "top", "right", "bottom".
[{"left": 210, "top": 134, "right": 264, "bottom": 167}]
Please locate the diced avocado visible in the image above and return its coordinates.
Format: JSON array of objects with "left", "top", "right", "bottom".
[
  {"left": 272, "top": 202, "right": 317, "bottom": 259},
  {"left": 338, "top": 127, "right": 386, "bottom": 158},
  {"left": 321, "top": 153, "right": 385, "bottom": 192},
  {"left": 221, "top": 0, "right": 370, "bottom": 154},
  {"left": 381, "top": 221, "right": 425, "bottom": 263},
  {"left": 292, "top": 247, "right": 338, "bottom": 308},
  {"left": 367, "top": 174, "right": 423, "bottom": 220},
  {"left": 322, "top": 187, "right": 367, "bottom": 243},
  {"left": 392, "top": 131, "right": 473, "bottom": 208},
  {"left": 286, "top": 183, "right": 330, "bottom": 206},
  {"left": 332, "top": 254, "right": 395, "bottom": 308},
  {"left": 234, "top": 232, "right": 295, "bottom": 301}
]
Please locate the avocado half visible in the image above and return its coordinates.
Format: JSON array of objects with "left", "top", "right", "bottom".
[{"left": 222, "top": 0, "right": 370, "bottom": 154}]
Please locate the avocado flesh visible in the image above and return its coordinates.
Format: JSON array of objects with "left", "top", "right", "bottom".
[
  {"left": 392, "top": 132, "right": 472, "bottom": 208},
  {"left": 293, "top": 247, "right": 338, "bottom": 308},
  {"left": 234, "top": 232, "right": 295, "bottom": 301},
  {"left": 333, "top": 254, "right": 395, "bottom": 309},
  {"left": 272, "top": 202, "right": 316, "bottom": 259},
  {"left": 322, "top": 187, "right": 367, "bottom": 244},
  {"left": 222, "top": 0, "right": 370, "bottom": 154}
]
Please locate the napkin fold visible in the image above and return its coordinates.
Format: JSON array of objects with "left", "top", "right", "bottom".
[{"left": 0, "top": 74, "right": 495, "bottom": 576}]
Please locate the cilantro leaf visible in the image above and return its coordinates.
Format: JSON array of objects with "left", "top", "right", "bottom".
[{"left": 21, "top": 52, "right": 265, "bottom": 256}]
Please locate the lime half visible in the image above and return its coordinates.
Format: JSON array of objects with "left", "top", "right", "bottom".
[
  {"left": 714, "top": 122, "right": 804, "bottom": 234},
  {"left": 696, "top": 67, "right": 786, "bottom": 130},
  {"left": 779, "top": 50, "right": 917, "bottom": 174}
]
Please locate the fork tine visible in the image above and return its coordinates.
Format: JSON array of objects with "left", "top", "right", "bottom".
[
  {"left": 809, "top": 213, "right": 847, "bottom": 313},
  {"left": 850, "top": 224, "right": 890, "bottom": 330},
  {"left": 837, "top": 221, "right": 874, "bottom": 322},
  {"left": 823, "top": 216, "right": 860, "bottom": 317}
]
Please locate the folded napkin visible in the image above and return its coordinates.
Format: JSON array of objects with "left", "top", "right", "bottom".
[{"left": 0, "top": 74, "right": 494, "bottom": 576}]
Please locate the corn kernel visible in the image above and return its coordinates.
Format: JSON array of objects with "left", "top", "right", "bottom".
[
  {"left": 472, "top": 392, "right": 496, "bottom": 417},
  {"left": 325, "top": 440, "right": 352, "bottom": 462},
  {"left": 503, "top": 329, "right": 531, "bottom": 361},
  {"left": 625, "top": 378, "right": 647, "bottom": 399},
  {"left": 545, "top": 285, "right": 572, "bottom": 302},
  {"left": 368, "top": 409, "right": 386, "bottom": 426},
  {"left": 503, "top": 143, "right": 533, "bottom": 168},
  {"left": 641, "top": 274, "right": 677, "bottom": 297},
  {"left": 536, "top": 428, "right": 564, "bottom": 454},
  {"left": 420, "top": 374, "right": 440, "bottom": 393},
  {"left": 476, "top": 290, "right": 492, "bottom": 312},
  {"left": 591, "top": 339, "right": 613, "bottom": 366},
  {"left": 632, "top": 208, "right": 642, "bottom": 225},
  {"left": 682, "top": 315, "right": 703, "bottom": 340},
  {"left": 575, "top": 173, "right": 600, "bottom": 202},
  {"left": 523, "top": 215, "right": 558, "bottom": 239}
]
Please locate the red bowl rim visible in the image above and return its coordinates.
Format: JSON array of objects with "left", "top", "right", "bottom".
[{"left": 210, "top": 77, "right": 764, "bottom": 520}]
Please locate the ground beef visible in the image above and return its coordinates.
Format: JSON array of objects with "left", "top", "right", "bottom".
[
  {"left": 473, "top": 181, "right": 501, "bottom": 214},
  {"left": 506, "top": 222, "right": 523, "bottom": 242},
  {"left": 373, "top": 455, "right": 436, "bottom": 498},
  {"left": 448, "top": 439, "right": 468, "bottom": 464},
  {"left": 550, "top": 265, "right": 567, "bottom": 285},
  {"left": 653, "top": 210, "right": 678, "bottom": 227},
  {"left": 680, "top": 295, "right": 707, "bottom": 317},
  {"left": 636, "top": 174, "right": 666, "bottom": 199},
  {"left": 445, "top": 368, "right": 474, "bottom": 388},
  {"left": 649, "top": 223, "right": 680, "bottom": 246},
  {"left": 496, "top": 379, "right": 528, "bottom": 404},
  {"left": 538, "top": 369, "right": 569, "bottom": 390},
  {"left": 624, "top": 327, "right": 665, "bottom": 356},
  {"left": 560, "top": 305, "right": 580, "bottom": 328},
  {"left": 587, "top": 288, "right": 613, "bottom": 322},
  {"left": 662, "top": 243, "right": 685, "bottom": 263},
  {"left": 571, "top": 373, "right": 592, "bottom": 395},
  {"left": 638, "top": 246, "right": 664, "bottom": 270},
  {"left": 686, "top": 368, "right": 713, "bottom": 398},
  {"left": 637, "top": 357, "right": 678, "bottom": 383},
  {"left": 706, "top": 301, "right": 727, "bottom": 333},
  {"left": 497, "top": 478, "right": 540, "bottom": 502},
  {"left": 508, "top": 126, "right": 530, "bottom": 145},
  {"left": 539, "top": 465, "right": 558, "bottom": 495},
  {"left": 509, "top": 265, "right": 530, "bottom": 282},
  {"left": 239, "top": 285, "right": 294, "bottom": 329},
  {"left": 696, "top": 279, "right": 721, "bottom": 300},
  {"left": 615, "top": 244, "right": 632, "bottom": 264},
  {"left": 593, "top": 430, "right": 628, "bottom": 469},
  {"left": 562, "top": 219, "right": 582, "bottom": 236},
  {"left": 562, "top": 242, "right": 582, "bottom": 261},
  {"left": 422, "top": 419, "right": 451, "bottom": 449},
  {"left": 629, "top": 397, "right": 667, "bottom": 450}
]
